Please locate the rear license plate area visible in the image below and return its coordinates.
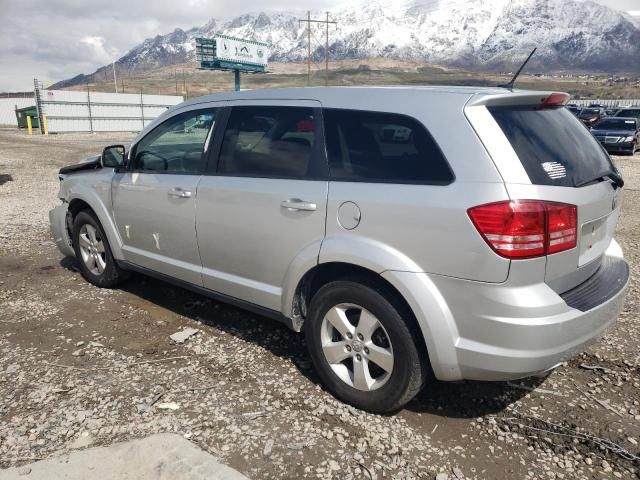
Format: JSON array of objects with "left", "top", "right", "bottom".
[{"left": 579, "top": 216, "right": 609, "bottom": 266}]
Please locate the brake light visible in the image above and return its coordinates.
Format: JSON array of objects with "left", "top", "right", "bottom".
[
  {"left": 468, "top": 201, "right": 577, "bottom": 259},
  {"left": 546, "top": 203, "right": 577, "bottom": 254},
  {"left": 539, "top": 92, "right": 570, "bottom": 109}
]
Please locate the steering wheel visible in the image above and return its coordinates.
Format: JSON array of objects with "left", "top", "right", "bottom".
[{"left": 136, "top": 150, "right": 168, "bottom": 171}]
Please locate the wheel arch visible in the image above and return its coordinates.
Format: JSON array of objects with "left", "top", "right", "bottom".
[
  {"left": 66, "top": 191, "right": 124, "bottom": 260},
  {"left": 288, "top": 261, "right": 432, "bottom": 365}
]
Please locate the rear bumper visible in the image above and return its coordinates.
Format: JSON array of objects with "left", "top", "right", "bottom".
[
  {"left": 452, "top": 241, "right": 628, "bottom": 380},
  {"left": 385, "top": 240, "right": 630, "bottom": 382},
  {"left": 49, "top": 203, "right": 75, "bottom": 257}
]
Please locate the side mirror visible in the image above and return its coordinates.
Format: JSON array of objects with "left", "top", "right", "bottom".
[{"left": 101, "top": 145, "right": 126, "bottom": 169}]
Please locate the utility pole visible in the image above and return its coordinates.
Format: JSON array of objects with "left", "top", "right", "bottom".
[
  {"left": 299, "top": 11, "right": 337, "bottom": 86},
  {"left": 112, "top": 61, "right": 118, "bottom": 93},
  {"left": 325, "top": 12, "right": 330, "bottom": 85},
  {"left": 175, "top": 69, "right": 178, "bottom": 95}
]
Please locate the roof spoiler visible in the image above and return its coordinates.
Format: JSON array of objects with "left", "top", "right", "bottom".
[{"left": 466, "top": 91, "right": 570, "bottom": 109}]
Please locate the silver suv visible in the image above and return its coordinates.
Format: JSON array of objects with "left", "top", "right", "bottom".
[{"left": 49, "top": 87, "right": 630, "bottom": 413}]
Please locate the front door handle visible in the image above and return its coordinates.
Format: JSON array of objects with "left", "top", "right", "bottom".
[
  {"left": 280, "top": 198, "right": 317, "bottom": 212},
  {"left": 168, "top": 187, "right": 192, "bottom": 198}
]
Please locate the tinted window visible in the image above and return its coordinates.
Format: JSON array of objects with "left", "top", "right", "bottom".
[
  {"left": 489, "top": 106, "right": 615, "bottom": 187},
  {"left": 615, "top": 109, "right": 640, "bottom": 119},
  {"left": 324, "top": 109, "right": 453, "bottom": 184},
  {"left": 133, "top": 109, "right": 215, "bottom": 173},
  {"left": 218, "top": 106, "right": 319, "bottom": 178}
]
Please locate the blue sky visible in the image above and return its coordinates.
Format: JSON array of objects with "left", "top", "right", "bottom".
[{"left": 0, "top": 0, "right": 638, "bottom": 91}]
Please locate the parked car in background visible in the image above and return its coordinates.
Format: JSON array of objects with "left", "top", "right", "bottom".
[
  {"left": 565, "top": 104, "right": 581, "bottom": 116},
  {"left": 605, "top": 108, "right": 620, "bottom": 116},
  {"left": 591, "top": 117, "right": 640, "bottom": 155},
  {"left": 614, "top": 107, "right": 640, "bottom": 121},
  {"left": 579, "top": 107, "right": 606, "bottom": 127},
  {"left": 49, "top": 87, "right": 629, "bottom": 413},
  {"left": 588, "top": 103, "right": 607, "bottom": 109}
]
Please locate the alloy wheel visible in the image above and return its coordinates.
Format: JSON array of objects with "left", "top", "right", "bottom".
[
  {"left": 320, "top": 303, "right": 394, "bottom": 391},
  {"left": 78, "top": 224, "right": 106, "bottom": 276}
]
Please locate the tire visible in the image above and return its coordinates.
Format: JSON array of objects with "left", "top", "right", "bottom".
[
  {"left": 72, "top": 210, "right": 128, "bottom": 288},
  {"left": 305, "top": 280, "right": 428, "bottom": 413}
]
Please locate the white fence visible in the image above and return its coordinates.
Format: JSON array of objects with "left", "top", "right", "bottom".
[
  {"left": 0, "top": 97, "right": 35, "bottom": 126},
  {"left": 35, "top": 89, "right": 184, "bottom": 133},
  {"left": 571, "top": 99, "right": 640, "bottom": 108}
]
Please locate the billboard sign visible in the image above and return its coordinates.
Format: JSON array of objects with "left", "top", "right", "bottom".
[
  {"left": 196, "top": 35, "right": 269, "bottom": 73},
  {"left": 214, "top": 34, "right": 269, "bottom": 67}
]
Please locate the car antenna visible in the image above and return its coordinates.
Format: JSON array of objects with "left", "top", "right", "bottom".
[{"left": 498, "top": 48, "right": 537, "bottom": 90}]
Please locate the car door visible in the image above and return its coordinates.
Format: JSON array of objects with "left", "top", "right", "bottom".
[
  {"left": 196, "top": 102, "right": 328, "bottom": 311},
  {"left": 112, "top": 107, "right": 217, "bottom": 285}
]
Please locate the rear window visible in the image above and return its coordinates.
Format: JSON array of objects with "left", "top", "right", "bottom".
[
  {"left": 324, "top": 109, "right": 453, "bottom": 184},
  {"left": 489, "top": 105, "right": 615, "bottom": 187}
]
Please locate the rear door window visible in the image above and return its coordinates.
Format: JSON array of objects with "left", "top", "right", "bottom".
[
  {"left": 488, "top": 106, "right": 616, "bottom": 187},
  {"left": 323, "top": 109, "right": 454, "bottom": 184},
  {"left": 217, "top": 106, "right": 322, "bottom": 178}
]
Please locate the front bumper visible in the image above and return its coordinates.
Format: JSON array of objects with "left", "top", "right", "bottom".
[
  {"left": 49, "top": 203, "right": 75, "bottom": 257},
  {"left": 601, "top": 142, "right": 635, "bottom": 154}
]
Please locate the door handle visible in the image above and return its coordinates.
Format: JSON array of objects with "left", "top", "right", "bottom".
[
  {"left": 168, "top": 187, "right": 192, "bottom": 198},
  {"left": 280, "top": 198, "right": 317, "bottom": 212}
]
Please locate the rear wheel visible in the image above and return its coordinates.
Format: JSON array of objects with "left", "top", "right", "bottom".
[
  {"left": 72, "top": 210, "right": 128, "bottom": 288},
  {"left": 305, "top": 280, "right": 427, "bottom": 413}
]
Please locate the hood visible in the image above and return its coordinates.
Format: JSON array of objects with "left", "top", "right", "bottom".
[{"left": 59, "top": 154, "right": 102, "bottom": 176}]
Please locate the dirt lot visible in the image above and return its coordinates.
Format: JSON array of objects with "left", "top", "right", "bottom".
[{"left": 0, "top": 127, "right": 639, "bottom": 480}]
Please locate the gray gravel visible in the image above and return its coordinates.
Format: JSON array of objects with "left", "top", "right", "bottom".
[{"left": 0, "top": 127, "right": 639, "bottom": 479}]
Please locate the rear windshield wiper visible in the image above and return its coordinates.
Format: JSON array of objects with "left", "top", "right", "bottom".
[{"left": 575, "top": 171, "right": 624, "bottom": 189}]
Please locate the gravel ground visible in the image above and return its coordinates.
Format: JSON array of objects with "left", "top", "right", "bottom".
[{"left": 0, "top": 127, "right": 639, "bottom": 480}]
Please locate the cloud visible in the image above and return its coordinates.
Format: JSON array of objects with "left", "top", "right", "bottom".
[{"left": 0, "top": 0, "right": 339, "bottom": 91}]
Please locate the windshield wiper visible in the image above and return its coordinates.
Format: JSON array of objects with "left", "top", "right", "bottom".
[{"left": 575, "top": 171, "right": 624, "bottom": 189}]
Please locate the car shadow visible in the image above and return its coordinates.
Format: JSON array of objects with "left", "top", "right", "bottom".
[
  {"left": 59, "top": 259, "right": 550, "bottom": 418},
  {"left": 119, "top": 272, "right": 313, "bottom": 371},
  {"left": 0, "top": 174, "right": 13, "bottom": 186},
  {"left": 406, "top": 375, "right": 548, "bottom": 418}
]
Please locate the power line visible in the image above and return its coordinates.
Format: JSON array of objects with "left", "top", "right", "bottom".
[{"left": 299, "top": 11, "right": 337, "bottom": 86}]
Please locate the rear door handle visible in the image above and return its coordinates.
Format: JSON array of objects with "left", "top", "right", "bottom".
[
  {"left": 280, "top": 198, "right": 317, "bottom": 211},
  {"left": 168, "top": 187, "right": 192, "bottom": 198}
]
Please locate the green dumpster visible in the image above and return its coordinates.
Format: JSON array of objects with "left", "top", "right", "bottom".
[{"left": 15, "top": 106, "right": 39, "bottom": 129}]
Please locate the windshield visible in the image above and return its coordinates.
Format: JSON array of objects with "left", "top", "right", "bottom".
[
  {"left": 593, "top": 118, "right": 636, "bottom": 130},
  {"left": 615, "top": 109, "right": 640, "bottom": 119},
  {"left": 580, "top": 108, "right": 600, "bottom": 115},
  {"left": 489, "top": 105, "right": 616, "bottom": 188}
]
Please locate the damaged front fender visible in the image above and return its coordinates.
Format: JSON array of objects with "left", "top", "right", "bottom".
[{"left": 49, "top": 202, "right": 75, "bottom": 257}]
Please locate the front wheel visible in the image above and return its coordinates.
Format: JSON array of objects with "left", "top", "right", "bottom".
[
  {"left": 305, "top": 280, "right": 428, "bottom": 413},
  {"left": 72, "top": 210, "right": 128, "bottom": 288}
]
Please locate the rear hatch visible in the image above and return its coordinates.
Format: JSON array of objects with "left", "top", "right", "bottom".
[{"left": 470, "top": 92, "right": 623, "bottom": 293}]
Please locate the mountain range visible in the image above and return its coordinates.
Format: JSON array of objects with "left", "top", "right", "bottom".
[{"left": 54, "top": 0, "right": 640, "bottom": 88}]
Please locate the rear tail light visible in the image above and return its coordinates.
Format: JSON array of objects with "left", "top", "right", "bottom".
[{"left": 468, "top": 200, "right": 577, "bottom": 259}]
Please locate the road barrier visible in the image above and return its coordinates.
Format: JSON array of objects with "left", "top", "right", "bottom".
[
  {"left": 33, "top": 81, "right": 183, "bottom": 134},
  {"left": 571, "top": 99, "right": 640, "bottom": 108}
]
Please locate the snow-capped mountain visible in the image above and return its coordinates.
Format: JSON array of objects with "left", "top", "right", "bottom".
[{"left": 55, "top": 0, "right": 640, "bottom": 87}]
